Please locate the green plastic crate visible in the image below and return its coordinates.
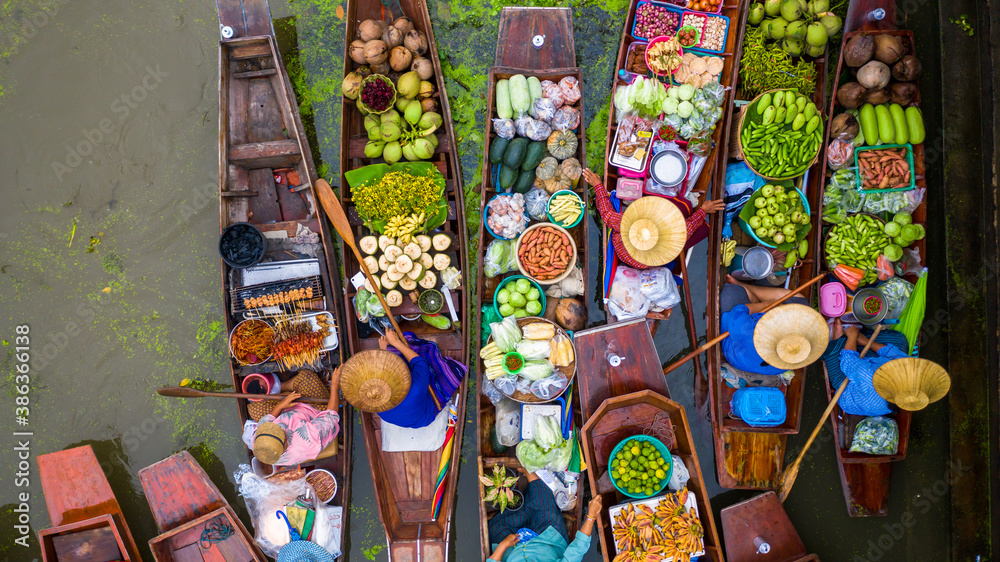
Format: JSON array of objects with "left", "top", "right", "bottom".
[{"left": 854, "top": 143, "right": 916, "bottom": 194}]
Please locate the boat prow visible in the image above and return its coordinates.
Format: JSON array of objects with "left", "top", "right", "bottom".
[{"left": 721, "top": 491, "right": 819, "bottom": 561}]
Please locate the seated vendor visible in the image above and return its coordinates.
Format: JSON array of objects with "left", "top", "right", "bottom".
[
  {"left": 584, "top": 168, "right": 725, "bottom": 269},
  {"left": 241, "top": 368, "right": 341, "bottom": 466},
  {"left": 487, "top": 470, "right": 602, "bottom": 562},
  {"left": 827, "top": 318, "right": 909, "bottom": 416},
  {"left": 376, "top": 331, "right": 440, "bottom": 429},
  {"left": 720, "top": 275, "right": 826, "bottom": 375}
]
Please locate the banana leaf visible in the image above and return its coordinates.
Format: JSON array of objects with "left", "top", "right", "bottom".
[
  {"left": 343, "top": 161, "right": 446, "bottom": 233},
  {"left": 892, "top": 268, "right": 927, "bottom": 355}
]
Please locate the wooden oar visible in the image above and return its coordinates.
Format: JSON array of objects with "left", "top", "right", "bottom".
[
  {"left": 777, "top": 323, "right": 884, "bottom": 502},
  {"left": 314, "top": 178, "right": 406, "bottom": 341},
  {"left": 158, "top": 386, "right": 329, "bottom": 404},
  {"left": 663, "top": 274, "right": 825, "bottom": 376}
]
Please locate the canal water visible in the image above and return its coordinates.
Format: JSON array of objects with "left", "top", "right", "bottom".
[{"left": 0, "top": 0, "right": 949, "bottom": 560}]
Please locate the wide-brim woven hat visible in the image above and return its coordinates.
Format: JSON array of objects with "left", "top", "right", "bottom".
[
  {"left": 873, "top": 357, "right": 951, "bottom": 411},
  {"left": 753, "top": 304, "right": 828, "bottom": 370},
  {"left": 340, "top": 349, "right": 411, "bottom": 413},
  {"left": 253, "top": 422, "right": 287, "bottom": 465},
  {"left": 277, "top": 539, "right": 335, "bottom": 562},
  {"left": 619, "top": 197, "right": 687, "bottom": 266}
]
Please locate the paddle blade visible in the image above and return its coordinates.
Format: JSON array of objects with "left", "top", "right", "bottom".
[
  {"left": 315, "top": 179, "right": 355, "bottom": 245},
  {"left": 777, "top": 464, "right": 799, "bottom": 503},
  {"left": 158, "top": 386, "right": 207, "bottom": 398}
]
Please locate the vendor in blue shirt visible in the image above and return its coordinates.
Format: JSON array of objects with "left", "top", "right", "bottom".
[
  {"left": 377, "top": 331, "right": 440, "bottom": 428},
  {"left": 720, "top": 275, "right": 811, "bottom": 375},
  {"left": 825, "top": 318, "right": 910, "bottom": 416},
  {"left": 488, "top": 470, "right": 602, "bottom": 562}
]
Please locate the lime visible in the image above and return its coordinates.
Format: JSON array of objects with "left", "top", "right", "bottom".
[
  {"left": 623, "top": 451, "right": 632, "bottom": 461},
  {"left": 630, "top": 446, "right": 641, "bottom": 456},
  {"left": 655, "top": 469, "right": 666, "bottom": 479}
]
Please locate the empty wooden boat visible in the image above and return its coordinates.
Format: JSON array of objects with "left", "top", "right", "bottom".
[
  {"left": 337, "top": 0, "right": 468, "bottom": 557},
  {"left": 37, "top": 445, "right": 142, "bottom": 562},
  {"left": 720, "top": 491, "right": 818, "bottom": 561},
  {"left": 475, "top": 7, "right": 589, "bottom": 558},
  {"left": 575, "top": 320, "right": 722, "bottom": 561},
  {"left": 139, "top": 451, "right": 266, "bottom": 561}
]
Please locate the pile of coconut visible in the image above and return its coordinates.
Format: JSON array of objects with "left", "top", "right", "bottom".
[{"left": 346, "top": 17, "right": 438, "bottom": 109}]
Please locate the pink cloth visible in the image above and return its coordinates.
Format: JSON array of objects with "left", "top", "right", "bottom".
[{"left": 242, "top": 403, "right": 340, "bottom": 466}]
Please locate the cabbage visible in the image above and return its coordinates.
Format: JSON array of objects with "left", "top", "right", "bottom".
[
  {"left": 676, "top": 84, "right": 696, "bottom": 101},
  {"left": 883, "top": 244, "right": 903, "bottom": 261},
  {"left": 614, "top": 85, "right": 633, "bottom": 113},
  {"left": 516, "top": 339, "right": 551, "bottom": 360},
  {"left": 893, "top": 211, "right": 912, "bottom": 226},
  {"left": 667, "top": 86, "right": 680, "bottom": 99},
  {"left": 532, "top": 414, "right": 562, "bottom": 450},
  {"left": 614, "top": 77, "right": 669, "bottom": 121},
  {"left": 677, "top": 101, "right": 694, "bottom": 119},
  {"left": 662, "top": 97, "right": 679, "bottom": 115},
  {"left": 515, "top": 421, "right": 573, "bottom": 472},
  {"left": 490, "top": 315, "right": 522, "bottom": 352},
  {"left": 883, "top": 221, "right": 902, "bottom": 237},
  {"left": 900, "top": 224, "right": 921, "bottom": 242},
  {"left": 519, "top": 359, "right": 553, "bottom": 381}
]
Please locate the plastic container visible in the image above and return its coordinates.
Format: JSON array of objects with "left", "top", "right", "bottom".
[
  {"left": 630, "top": 1, "right": 685, "bottom": 41},
  {"left": 854, "top": 143, "right": 916, "bottom": 193},
  {"left": 685, "top": 12, "right": 729, "bottom": 53},
  {"left": 502, "top": 351, "right": 525, "bottom": 376},
  {"left": 219, "top": 222, "right": 266, "bottom": 269},
  {"left": 608, "top": 435, "right": 674, "bottom": 499},
  {"left": 737, "top": 186, "right": 812, "bottom": 249},
  {"left": 645, "top": 35, "right": 684, "bottom": 77},
  {"left": 493, "top": 275, "right": 547, "bottom": 318},
  {"left": 608, "top": 109, "right": 658, "bottom": 173},
  {"left": 616, "top": 178, "right": 645, "bottom": 201},
  {"left": 514, "top": 222, "right": 578, "bottom": 285},
  {"left": 241, "top": 373, "right": 280, "bottom": 402},
  {"left": 675, "top": 24, "right": 702, "bottom": 48},
  {"left": 483, "top": 193, "right": 529, "bottom": 241},
  {"left": 730, "top": 387, "right": 787, "bottom": 427},
  {"left": 305, "top": 468, "right": 338, "bottom": 504},
  {"left": 546, "top": 190, "right": 586, "bottom": 228},
  {"left": 850, "top": 287, "right": 888, "bottom": 325},
  {"left": 728, "top": 246, "right": 774, "bottom": 281},
  {"left": 820, "top": 281, "right": 847, "bottom": 317},
  {"left": 648, "top": 147, "right": 688, "bottom": 187}
]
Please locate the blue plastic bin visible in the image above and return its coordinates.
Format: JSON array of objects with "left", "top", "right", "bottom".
[{"left": 730, "top": 387, "right": 787, "bottom": 427}]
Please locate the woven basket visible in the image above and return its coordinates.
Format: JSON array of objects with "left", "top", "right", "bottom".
[{"left": 737, "top": 88, "right": 822, "bottom": 181}]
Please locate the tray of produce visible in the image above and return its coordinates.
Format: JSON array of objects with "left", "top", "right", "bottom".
[
  {"left": 482, "top": 316, "right": 576, "bottom": 404},
  {"left": 854, "top": 144, "right": 915, "bottom": 192},
  {"left": 737, "top": 183, "right": 811, "bottom": 251},
  {"left": 739, "top": 88, "right": 824, "bottom": 179},
  {"left": 682, "top": 11, "right": 728, "bottom": 53},
  {"left": 609, "top": 488, "right": 705, "bottom": 559}
]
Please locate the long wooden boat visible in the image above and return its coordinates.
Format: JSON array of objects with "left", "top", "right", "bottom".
[
  {"left": 139, "top": 451, "right": 266, "bottom": 561},
  {"left": 474, "top": 8, "right": 588, "bottom": 559},
  {"left": 704, "top": 10, "right": 830, "bottom": 489},
  {"left": 600, "top": 0, "right": 747, "bottom": 331},
  {"left": 576, "top": 320, "right": 722, "bottom": 561},
  {"left": 337, "top": 0, "right": 468, "bottom": 557},
  {"left": 813, "top": 21, "right": 924, "bottom": 517},
  {"left": 720, "top": 491, "right": 818, "bottom": 562},
  {"left": 37, "top": 445, "right": 142, "bottom": 562},
  {"left": 215, "top": 0, "right": 353, "bottom": 552}
]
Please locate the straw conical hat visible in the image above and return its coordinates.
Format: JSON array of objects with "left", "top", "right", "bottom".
[
  {"left": 340, "top": 349, "right": 411, "bottom": 413},
  {"left": 753, "top": 304, "right": 828, "bottom": 370},
  {"left": 873, "top": 357, "right": 951, "bottom": 411},
  {"left": 619, "top": 197, "right": 687, "bottom": 266}
]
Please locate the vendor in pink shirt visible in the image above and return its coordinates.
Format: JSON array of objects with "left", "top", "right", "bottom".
[{"left": 241, "top": 367, "right": 342, "bottom": 466}]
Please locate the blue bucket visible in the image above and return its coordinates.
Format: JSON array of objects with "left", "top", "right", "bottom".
[{"left": 731, "top": 387, "right": 786, "bottom": 427}]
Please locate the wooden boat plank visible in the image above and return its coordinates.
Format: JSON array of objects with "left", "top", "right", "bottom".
[
  {"left": 51, "top": 524, "right": 122, "bottom": 562},
  {"left": 215, "top": 0, "right": 248, "bottom": 36},
  {"left": 148, "top": 507, "right": 258, "bottom": 562},
  {"left": 717, "top": 431, "right": 785, "bottom": 490},
  {"left": 720, "top": 491, "right": 813, "bottom": 562},
  {"left": 138, "top": 451, "right": 230, "bottom": 534},
  {"left": 39, "top": 515, "right": 133, "bottom": 562},
  {"left": 495, "top": 7, "right": 575, "bottom": 68}
]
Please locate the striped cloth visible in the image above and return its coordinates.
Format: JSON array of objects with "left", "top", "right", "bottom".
[
  {"left": 822, "top": 330, "right": 911, "bottom": 417},
  {"left": 488, "top": 479, "right": 569, "bottom": 544}
]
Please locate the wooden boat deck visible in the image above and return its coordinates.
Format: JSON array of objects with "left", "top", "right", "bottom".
[
  {"left": 37, "top": 445, "right": 142, "bottom": 562},
  {"left": 139, "top": 451, "right": 265, "bottom": 561},
  {"left": 338, "top": 0, "right": 468, "bottom": 557},
  {"left": 813, "top": 24, "right": 924, "bottom": 517},
  {"left": 720, "top": 491, "right": 818, "bottom": 562},
  {"left": 704, "top": 3, "right": 828, "bottom": 489},
  {"left": 215, "top": 0, "right": 352, "bottom": 554}
]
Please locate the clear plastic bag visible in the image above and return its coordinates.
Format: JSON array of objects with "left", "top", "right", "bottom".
[
  {"left": 526, "top": 119, "right": 552, "bottom": 141},
  {"left": 607, "top": 267, "right": 650, "bottom": 321},
  {"left": 530, "top": 373, "right": 568, "bottom": 401},
  {"left": 558, "top": 76, "right": 581, "bottom": 104},
  {"left": 525, "top": 188, "right": 550, "bottom": 220},
  {"left": 515, "top": 376, "right": 534, "bottom": 395},
  {"left": 878, "top": 277, "right": 914, "bottom": 320},
  {"left": 827, "top": 138, "right": 854, "bottom": 170},
  {"left": 536, "top": 469, "right": 578, "bottom": 511},
  {"left": 697, "top": 79, "right": 726, "bottom": 106},
  {"left": 666, "top": 454, "right": 690, "bottom": 491},
  {"left": 822, "top": 168, "right": 864, "bottom": 224},
  {"left": 542, "top": 82, "right": 565, "bottom": 108},
  {"left": 639, "top": 267, "right": 681, "bottom": 311},
  {"left": 494, "top": 398, "right": 522, "bottom": 447},
  {"left": 481, "top": 377, "right": 504, "bottom": 405},
  {"left": 897, "top": 249, "right": 923, "bottom": 277},
  {"left": 531, "top": 97, "right": 557, "bottom": 122},
  {"left": 484, "top": 239, "right": 518, "bottom": 278},
  {"left": 849, "top": 416, "right": 899, "bottom": 455},
  {"left": 493, "top": 118, "right": 516, "bottom": 140},
  {"left": 494, "top": 374, "right": 518, "bottom": 396},
  {"left": 515, "top": 115, "right": 534, "bottom": 138},
  {"left": 551, "top": 106, "right": 580, "bottom": 131}
]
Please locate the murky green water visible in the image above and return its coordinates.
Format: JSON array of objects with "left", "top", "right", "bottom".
[{"left": 0, "top": 0, "right": 948, "bottom": 560}]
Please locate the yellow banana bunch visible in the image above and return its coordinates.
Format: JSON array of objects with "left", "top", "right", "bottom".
[
  {"left": 721, "top": 239, "right": 737, "bottom": 267},
  {"left": 383, "top": 211, "right": 426, "bottom": 244}
]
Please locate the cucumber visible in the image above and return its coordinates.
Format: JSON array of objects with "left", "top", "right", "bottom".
[
  {"left": 489, "top": 137, "right": 509, "bottom": 164},
  {"left": 421, "top": 313, "right": 451, "bottom": 330},
  {"left": 905, "top": 106, "right": 925, "bottom": 144},
  {"left": 521, "top": 141, "right": 547, "bottom": 171},
  {"left": 875, "top": 104, "right": 895, "bottom": 145},
  {"left": 513, "top": 168, "right": 535, "bottom": 194},
  {"left": 503, "top": 137, "right": 528, "bottom": 169},
  {"left": 496, "top": 79, "right": 512, "bottom": 120},
  {"left": 499, "top": 164, "right": 518, "bottom": 189},
  {"left": 526, "top": 76, "right": 543, "bottom": 107},
  {"left": 889, "top": 104, "right": 908, "bottom": 145},
  {"left": 858, "top": 104, "right": 879, "bottom": 148}
]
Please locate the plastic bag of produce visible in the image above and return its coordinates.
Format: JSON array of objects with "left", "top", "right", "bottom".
[
  {"left": 492, "top": 118, "right": 516, "bottom": 140},
  {"left": 515, "top": 416, "right": 573, "bottom": 473},
  {"left": 481, "top": 305, "right": 502, "bottom": 345},
  {"left": 666, "top": 454, "right": 690, "bottom": 491},
  {"left": 551, "top": 106, "right": 580, "bottom": 131},
  {"left": 515, "top": 115, "right": 534, "bottom": 138},
  {"left": 490, "top": 314, "right": 522, "bottom": 352},
  {"left": 849, "top": 416, "right": 899, "bottom": 455},
  {"left": 558, "top": 76, "right": 582, "bottom": 104},
  {"left": 542, "top": 81, "right": 565, "bottom": 108},
  {"left": 525, "top": 119, "right": 553, "bottom": 141},
  {"left": 639, "top": 267, "right": 681, "bottom": 311},
  {"left": 481, "top": 377, "right": 504, "bottom": 405},
  {"left": 530, "top": 373, "right": 568, "bottom": 401},
  {"left": 832, "top": 263, "right": 864, "bottom": 291},
  {"left": 494, "top": 398, "right": 523, "bottom": 447},
  {"left": 524, "top": 188, "right": 550, "bottom": 221},
  {"left": 607, "top": 267, "right": 651, "bottom": 321},
  {"left": 698, "top": 79, "right": 727, "bottom": 106},
  {"left": 875, "top": 255, "right": 896, "bottom": 281},
  {"left": 863, "top": 189, "right": 910, "bottom": 214},
  {"left": 897, "top": 249, "right": 924, "bottom": 278},
  {"left": 494, "top": 374, "right": 519, "bottom": 397},
  {"left": 878, "top": 277, "right": 914, "bottom": 320},
  {"left": 535, "top": 469, "right": 578, "bottom": 511},
  {"left": 827, "top": 139, "right": 854, "bottom": 170},
  {"left": 678, "top": 121, "right": 698, "bottom": 139},
  {"left": 519, "top": 359, "right": 554, "bottom": 381},
  {"left": 515, "top": 376, "right": 534, "bottom": 395},
  {"left": 484, "top": 239, "right": 518, "bottom": 278},
  {"left": 516, "top": 339, "right": 552, "bottom": 360},
  {"left": 531, "top": 97, "right": 557, "bottom": 122}
]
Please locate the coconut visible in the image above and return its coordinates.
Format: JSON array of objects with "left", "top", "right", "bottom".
[
  {"left": 819, "top": 14, "right": 842, "bottom": 36},
  {"left": 779, "top": 0, "right": 802, "bottom": 21},
  {"left": 418, "top": 80, "right": 435, "bottom": 100},
  {"left": 843, "top": 34, "right": 874, "bottom": 67},
  {"left": 341, "top": 71, "right": 364, "bottom": 100},
  {"left": 411, "top": 56, "right": 434, "bottom": 80},
  {"left": 805, "top": 21, "right": 828, "bottom": 47},
  {"left": 363, "top": 40, "right": 389, "bottom": 65},
  {"left": 857, "top": 60, "right": 891, "bottom": 90},
  {"left": 420, "top": 97, "right": 439, "bottom": 114},
  {"left": 370, "top": 61, "right": 391, "bottom": 75},
  {"left": 836, "top": 82, "right": 867, "bottom": 109},
  {"left": 764, "top": 0, "right": 782, "bottom": 16},
  {"left": 389, "top": 46, "right": 413, "bottom": 72},
  {"left": 830, "top": 113, "right": 859, "bottom": 139},
  {"left": 864, "top": 87, "right": 891, "bottom": 105},
  {"left": 770, "top": 17, "right": 789, "bottom": 40},
  {"left": 890, "top": 82, "right": 919, "bottom": 106},
  {"left": 892, "top": 55, "right": 922, "bottom": 81},
  {"left": 382, "top": 25, "right": 404, "bottom": 49},
  {"left": 349, "top": 40, "right": 368, "bottom": 64},
  {"left": 786, "top": 20, "right": 807, "bottom": 41},
  {"left": 397, "top": 71, "right": 421, "bottom": 99},
  {"left": 358, "top": 19, "right": 383, "bottom": 42},
  {"left": 392, "top": 16, "right": 415, "bottom": 35},
  {"left": 782, "top": 37, "right": 804, "bottom": 58},
  {"left": 805, "top": 42, "right": 825, "bottom": 58},
  {"left": 873, "top": 34, "right": 905, "bottom": 65},
  {"left": 404, "top": 30, "right": 429, "bottom": 55}
]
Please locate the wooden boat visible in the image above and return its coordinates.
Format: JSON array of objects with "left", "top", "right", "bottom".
[
  {"left": 601, "top": 0, "right": 747, "bottom": 330},
  {"left": 720, "top": 491, "right": 818, "bottom": 562},
  {"left": 215, "top": 0, "right": 353, "bottom": 551},
  {"left": 337, "top": 0, "right": 468, "bottom": 557},
  {"left": 474, "top": 8, "right": 588, "bottom": 558},
  {"left": 575, "top": 320, "right": 722, "bottom": 561},
  {"left": 139, "top": 451, "right": 266, "bottom": 561},
  {"left": 703, "top": 6, "right": 829, "bottom": 489},
  {"left": 813, "top": 21, "right": 924, "bottom": 517},
  {"left": 37, "top": 445, "right": 142, "bottom": 562}
]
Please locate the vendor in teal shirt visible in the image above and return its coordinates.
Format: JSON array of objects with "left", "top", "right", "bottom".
[{"left": 487, "top": 471, "right": 602, "bottom": 562}]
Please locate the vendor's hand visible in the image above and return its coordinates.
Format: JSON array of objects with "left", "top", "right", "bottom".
[
  {"left": 500, "top": 534, "right": 519, "bottom": 549},
  {"left": 587, "top": 495, "right": 604, "bottom": 519},
  {"left": 701, "top": 199, "right": 726, "bottom": 213},
  {"left": 380, "top": 331, "right": 408, "bottom": 351},
  {"left": 278, "top": 391, "right": 302, "bottom": 407},
  {"left": 582, "top": 168, "right": 602, "bottom": 187},
  {"left": 844, "top": 326, "right": 860, "bottom": 338},
  {"left": 330, "top": 365, "right": 343, "bottom": 384}
]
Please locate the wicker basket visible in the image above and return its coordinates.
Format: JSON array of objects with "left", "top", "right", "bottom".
[{"left": 737, "top": 88, "right": 822, "bottom": 181}]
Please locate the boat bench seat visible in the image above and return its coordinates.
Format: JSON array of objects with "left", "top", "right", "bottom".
[{"left": 229, "top": 139, "right": 301, "bottom": 169}]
